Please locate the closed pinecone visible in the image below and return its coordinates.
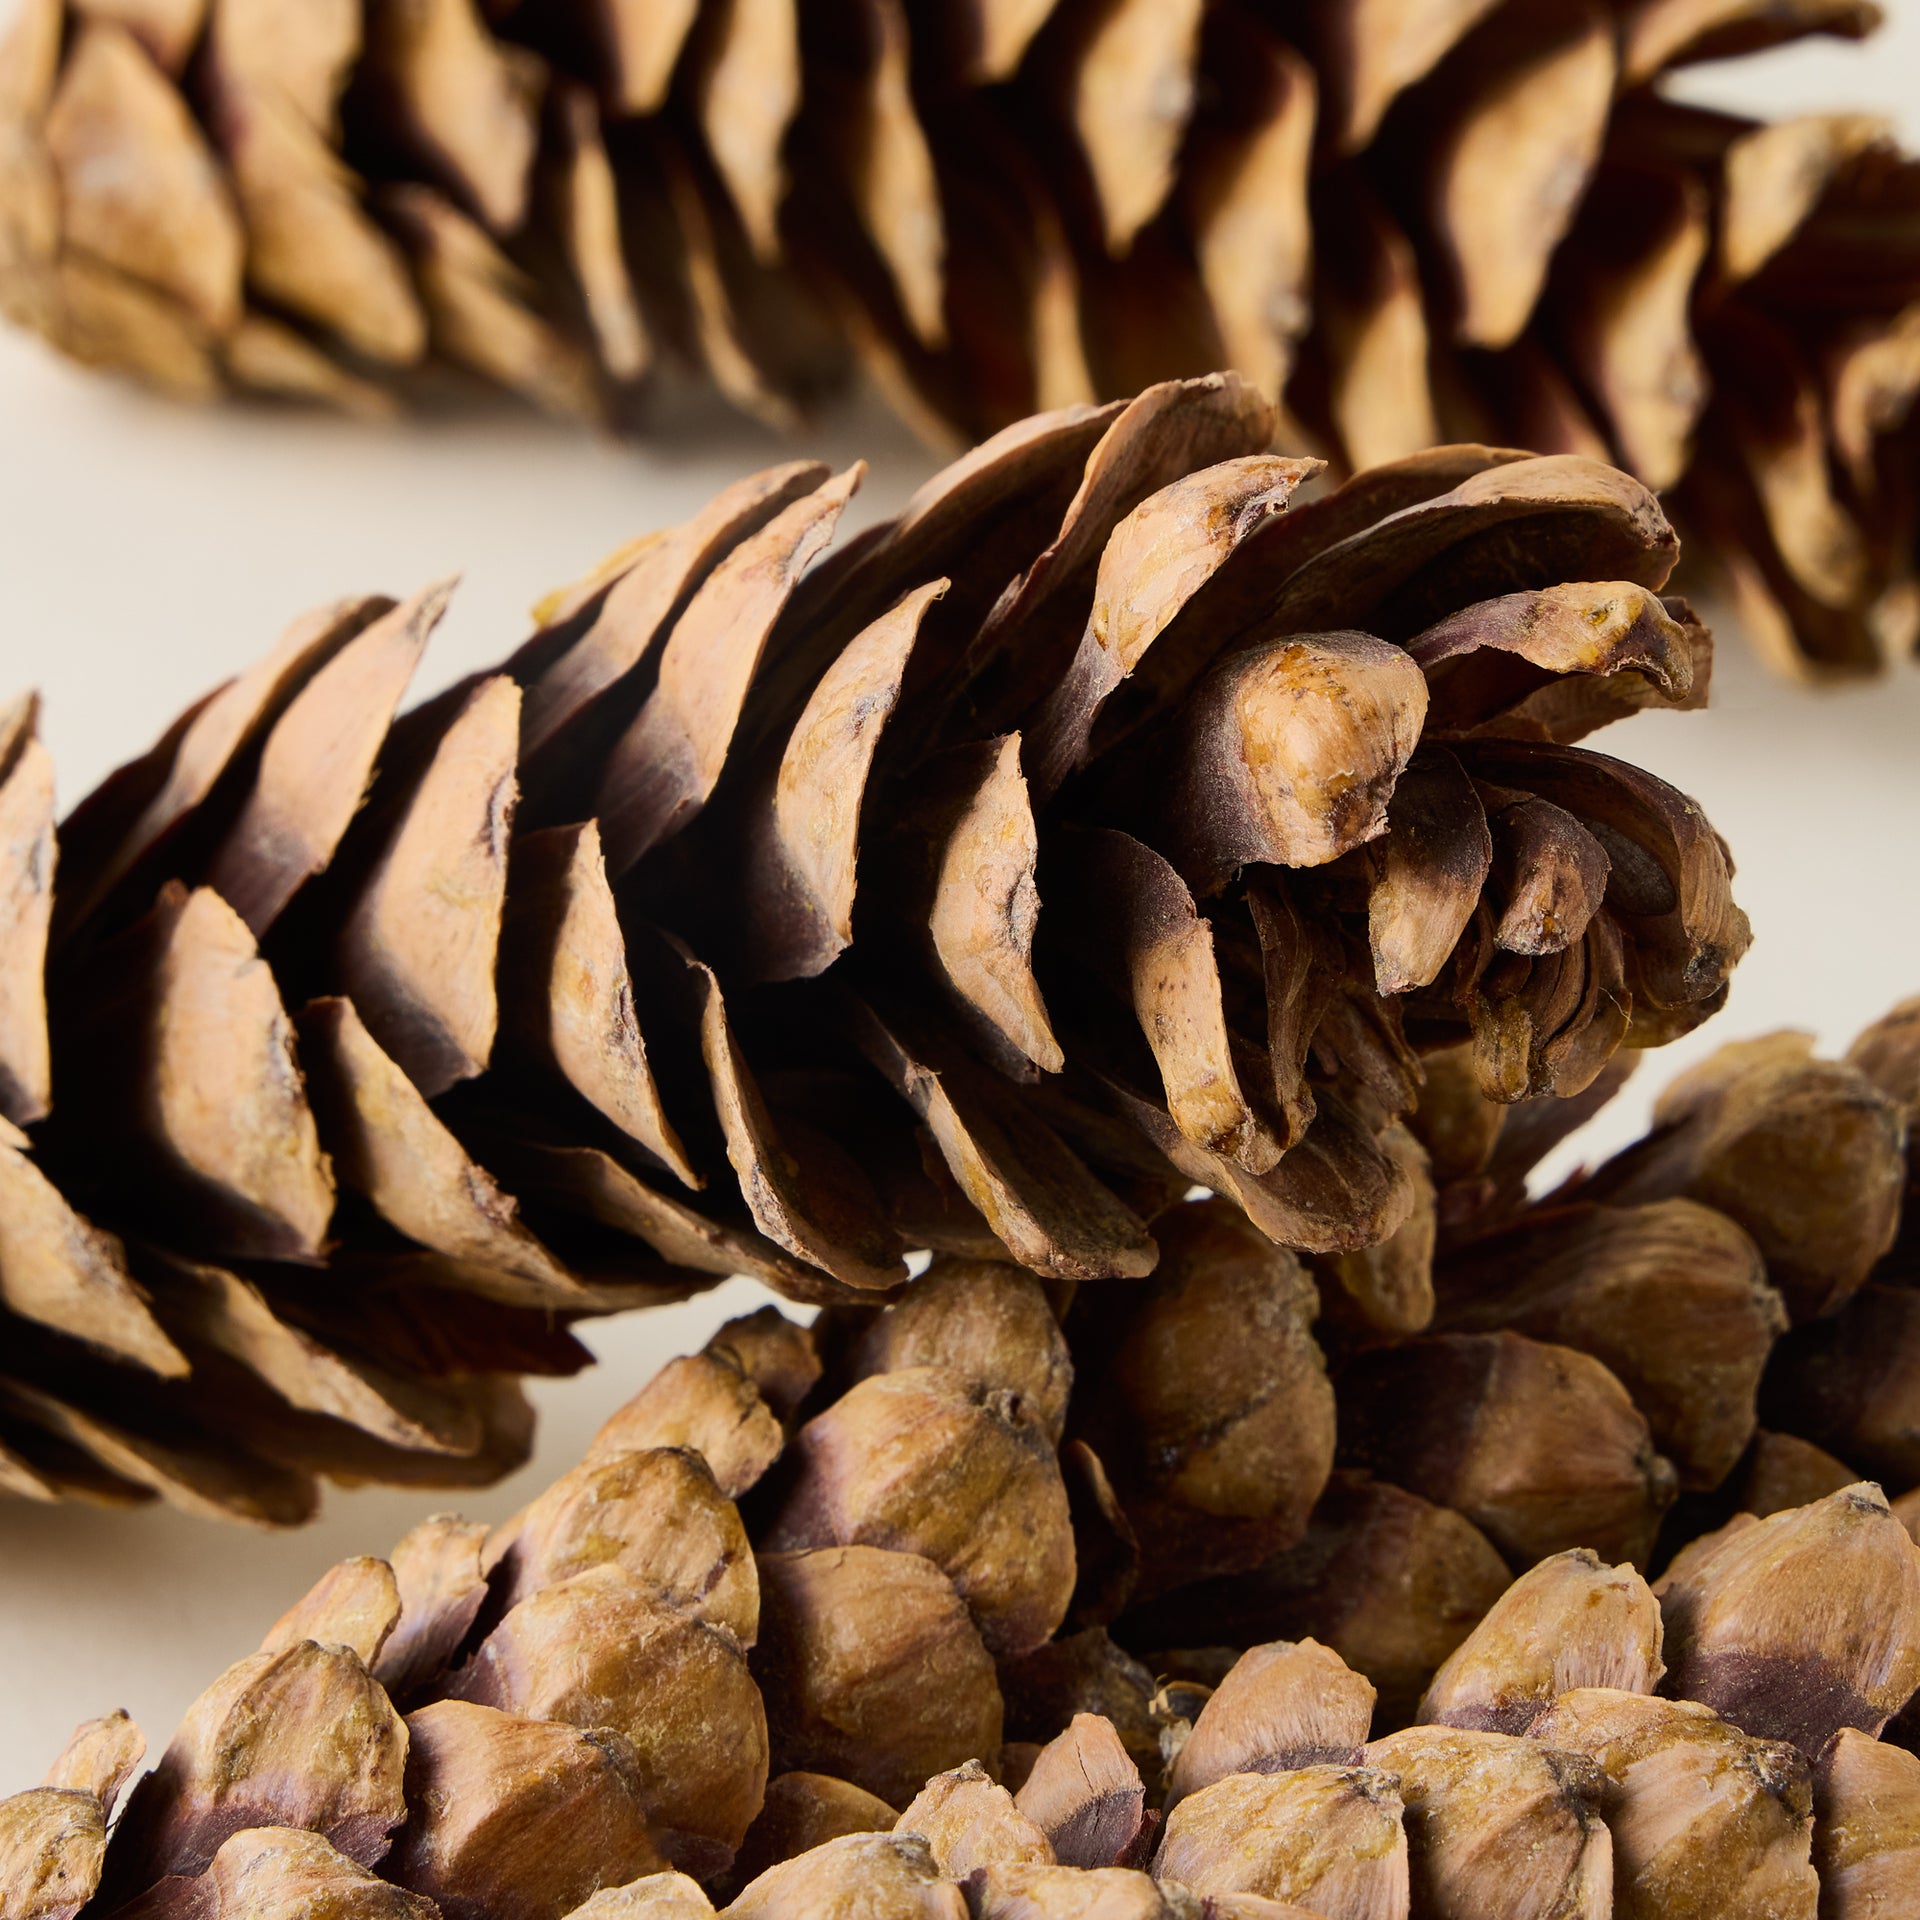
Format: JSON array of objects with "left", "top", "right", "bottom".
[
  {"left": 6, "top": 1283, "right": 1920, "bottom": 1919},
  {"left": 2, "top": 0, "right": 1915, "bottom": 678},
  {"left": 0, "top": 375, "right": 1743, "bottom": 1520}
]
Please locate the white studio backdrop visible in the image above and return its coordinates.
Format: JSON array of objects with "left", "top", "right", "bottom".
[{"left": 1, "top": 1, "right": 1919, "bottom": 1788}]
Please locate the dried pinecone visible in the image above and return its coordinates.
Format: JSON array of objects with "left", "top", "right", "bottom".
[
  {"left": 7, "top": 1306, "right": 1920, "bottom": 1919},
  {"left": 0, "top": 376, "right": 1744, "bottom": 1518},
  {"left": 2, "top": 0, "right": 1915, "bottom": 678}
]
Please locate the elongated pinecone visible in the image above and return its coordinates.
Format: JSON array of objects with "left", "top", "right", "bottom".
[
  {"left": 2, "top": 0, "right": 1916, "bottom": 679},
  {"left": 0, "top": 375, "right": 1744, "bottom": 1520},
  {"left": 6, "top": 1276, "right": 1920, "bottom": 1919}
]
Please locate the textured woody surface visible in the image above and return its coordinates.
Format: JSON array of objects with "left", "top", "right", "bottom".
[
  {"left": 0, "top": 376, "right": 1745, "bottom": 1520},
  {"left": 3, "top": 1324, "right": 1919, "bottom": 1919},
  {"left": 1, "top": 0, "right": 1916, "bottom": 678}
]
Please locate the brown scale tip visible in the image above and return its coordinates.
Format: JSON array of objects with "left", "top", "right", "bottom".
[
  {"left": 112, "top": 1826, "right": 440, "bottom": 1920},
  {"left": 383, "top": 1701, "right": 667, "bottom": 1920},
  {"left": 1583, "top": 1031, "right": 1906, "bottom": 1323},
  {"left": 706, "top": 1308, "right": 823, "bottom": 1422},
  {"left": 0, "top": 1786, "right": 109, "bottom": 1920},
  {"left": 725, "top": 1773, "right": 897, "bottom": 1895},
  {"left": 724, "top": 1831, "right": 968, "bottom": 1920},
  {"left": 1069, "top": 1200, "right": 1336, "bottom": 1602},
  {"left": 1014, "top": 1714, "right": 1151, "bottom": 1870},
  {"left": 483, "top": 1445, "right": 758, "bottom": 1646},
  {"left": 259, "top": 1555, "right": 401, "bottom": 1666},
  {"left": 1167, "top": 1640, "right": 1375, "bottom": 1808},
  {"left": 766, "top": 1363, "right": 1075, "bottom": 1657},
  {"left": 1361, "top": 1725, "right": 1612, "bottom": 1920},
  {"left": 446, "top": 1561, "right": 767, "bottom": 1877},
  {"left": 850, "top": 1259, "right": 1074, "bottom": 1445},
  {"left": 1418, "top": 1548, "right": 1665, "bottom": 1735},
  {"left": 1656, "top": 1482, "right": 1920, "bottom": 1754},
  {"left": 564, "top": 1871, "right": 716, "bottom": 1919},
  {"left": 752, "top": 1545, "right": 1004, "bottom": 1811},
  {"left": 894, "top": 1759, "right": 1055, "bottom": 1879},
  {"left": 998, "top": 1629, "right": 1163, "bottom": 1788},
  {"left": 1153, "top": 1765, "right": 1410, "bottom": 1917},
  {"left": 966, "top": 1862, "right": 1172, "bottom": 1919},
  {"left": 586, "top": 1351, "right": 785, "bottom": 1501},
  {"left": 103, "top": 1639, "right": 407, "bottom": 1905},
  {"left": 1530, "top": 1688, "right": 1816, "bottom": 1920},
  {"left": 1335, "top": 1329, "right": 1678, "bottom": 1571},
  {"left": 1813, "top": 1728, "right": 1920, "bottom": 1919}
]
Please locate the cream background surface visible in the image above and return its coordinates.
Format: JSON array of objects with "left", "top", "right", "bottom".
[{"left": 1, "top": 5, "right": 1918, "bottom": 1789}]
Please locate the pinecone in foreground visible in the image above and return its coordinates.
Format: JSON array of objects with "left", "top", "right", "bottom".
[
  {"left": 5, "top": 1276, "right": 1920, "bottom": 1920},
  {"left": 2, "top": 0, "right": 1916, "bottom": 678},
  {"left": 0, "top": 375, "right": 1747, "bottom": 1522}
]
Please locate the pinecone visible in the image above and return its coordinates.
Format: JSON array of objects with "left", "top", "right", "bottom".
[
  {"left": 5, "top": 1283, "right": 1920, "bottom": 1919},
  {"left": 0, "top": 375, "right": 1743, "bottom": 1520},
  {"left": 1, "top": 0, "right": 1915, "bottom": 678}
]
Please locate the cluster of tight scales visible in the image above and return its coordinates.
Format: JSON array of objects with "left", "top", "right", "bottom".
[
  {"left": 7, "top": 1271, "right": 1920, "bottom": 1920},
  {"left": 1, "top": 0, "right": 1917, "bottom": 678},
  {"left": 0, "top": 376, "right": 1747, "bottom": 1521}
]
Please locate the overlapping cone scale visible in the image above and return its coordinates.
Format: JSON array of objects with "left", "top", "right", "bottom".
[
  {"left": 0, "top": 377, "right": 1745, "bottom": 1519},
  {"left": 2, "top": 0, "right": 1917, "bottom": 676},
  {"left": 6, "top": 1288, "right": 1920, "bottom": 1920}
]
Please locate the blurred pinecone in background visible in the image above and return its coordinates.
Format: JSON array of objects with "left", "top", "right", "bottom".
[
  {"left": 0, "top": 376, "right": 1746, "bottom": 1520},
  {"left": 1, "top": 0, "right": 1915, "bottom": 677}
]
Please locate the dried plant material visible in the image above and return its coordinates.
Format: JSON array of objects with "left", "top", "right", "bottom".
[
  {"left": 117, "top": 1826, "right": 441, "bottom": 1920},
  {"left": 374, "top": 1514, "right": 491, "bottom": 1701},
  {"left": 736, "top": 579, "right": 939, "bottom": 982},
  {"left": 495, "top": 824, "right": 695, "bottom": 1186},
  {"left": 728, "top": 1831, "right": 967, "bottom": 1920},
  {"left": 1167, "top": 1641, "right": 1375, "bottom": 1807},
  {"left": 1155, "top": 1765, "right": 1410, "bottom": 1917},
  {"left": 1812, "top": 1728, "right": 1920, "bottom": 1919},
  {"left": 385, "top": 1701, "right": 666, "bottom": 1920},
  {"left": 107, "top": 1640, "right": 407, "bottom": 1899},
  {"left": 565, "top": 1873, "right": 717, "bottom": 1919},
  {"left": 547, "top": 81, "right": 647, "bottom": 383},
  {"left": 1583, "top": 1033, "right": 1906, "bottom": 1322},
  {"left": 0, "top": 698, "right": 53, "bottom": 1124},
  {"left": 486, "top": 1445, "right": 757, "bottom": 1644},
  {"left": 1363, "top": 1728, "right": 1611, "bottom": 1920},
  {"left": 297, "top": 996, "right": 579, "bottom": 1301},
  {"left": 1127, "top": 1474, "right": 1511, "bottom": 1730},
  {"left": 1419, "top": 1550, "right": 1664, "bottom": 1734},
  {"left": 967, "top": 1862, "right": 1181, "bottom": 1920},
  {"left": 199, "top": 584, "right": 444, "bottom": 937},
  {"left": 1012, "top": 1715, "right": 1147, "bottom": 1870},
  {"left": 361, "top": 0, "right": 543, "bottom": 236},
  {"left": 260, "top": 1556, "right": 402, "bottom": 1666},
  {"left": 729, "top": 1772, "right": 897, "bottom": 1889},
  {"left": 0, "top": 396, "right": 1753, "bottom": 1517},
  {"left": 850, "top": 1259, "right": 1071, "bottom": 1443},
  {"left": 1314, "top": 1124, "right": 1436, "bottom": 1337},
  {"left": 586, "top": 1352, "right": 785, "bottom": 1499},
  {"left": 330, "top": 675, "right": 519, "bottom": 1097},
  {"left": 1655, "top": 1483, "right": 1920, "bottom": 1752},
  {"left": 894, "top": 1760, "right": 1053, "bottom": 1878},
  {"left": 1071, "top": 1202, "right": 1335, "bottom": 1598},
  {"left": 1059, "top": 0, "right": 1203, "bottom": 256},
  {"left": 768, "top": 1364, "right": 1073, "bottom": 1656},
  {"left": 598, "top": 469, "right": 862, "bottom": 874},
  {"left": 449, "top": 1564, "right": 767, "bottom": 1870},
  {"left": 753, "top": 1545, "right": 1004, "bottom": 1807},
  {"left": 1129, "top": 630, "right": 1428, "bottom": 895},
  {"left": 1431, "top": 1199, "right": 1787, "bottom": 1488},
  {"left": 58, "top": 883, "right": 334, "bottom": 1263},
  {"left": 1337, "top": 1330, "right": 1678, "bottom": 1569},
  {"left": 44, "top": 21, "right": 242, "bottom": 333},
  {"left": 1426, "top": 10, "right": 1615, "bottom": 351},
  {"left": 381, "top": 184, "right": 602, "bottom": 422},
  {"left": 1530, "top": 1688, "right": 1818, "bottom": 1920}
]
